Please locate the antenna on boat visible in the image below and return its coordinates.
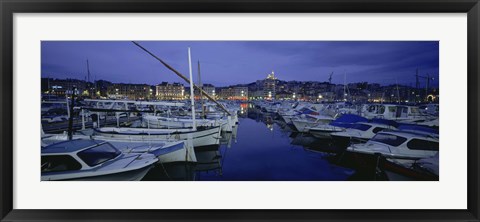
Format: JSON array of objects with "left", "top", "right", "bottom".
[
  {"left": 188, "top": 48, "right": 197, "bottom": 131},
  {"left": 67, "top": 87, "right": 76, "bottom": 140},
  {"left": 94, "top": 74, "right": 97, "bottom": 98},
  {"left": 343, "top": 70, "right": 349, "bottom": 102}
]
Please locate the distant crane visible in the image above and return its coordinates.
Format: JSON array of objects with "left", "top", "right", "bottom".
[
  {"left": 415, "top": 68, "right": 435, "bottom": 102},
  {"left": 326, "top": 72, "right": 333, "bottom": 101},
  {"left": 86, "top": 59, "right": 92, "bottom": 98},
  {"left": 86, "top": 59, "right": 91, "bottom": 83},
  {"left": 328, "top": 72, "right": 333, "bottom": 84}
]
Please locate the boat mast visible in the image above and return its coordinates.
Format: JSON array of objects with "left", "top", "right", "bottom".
[
  {"left": 67, "top": 87, "right": 76, "bottom": 140},
  {"left": 198, "top": 60, "right": 205, "bottom": 119},
  {"left": 87, "top": 59, "right": 91, "bottom": 98},
  {"left": 396, "top": 77, "right": 400, "bottom": 103},
  {"left": 343, "top": 71, "right": 347, "bottom": 101},
  {"left": 188, "top": 48, "right": 197, "bottom": 131},
  {"left": 87, "top": 59, "right": 90, "bottom": 83}
]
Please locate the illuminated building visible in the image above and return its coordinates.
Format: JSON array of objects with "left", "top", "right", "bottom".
[
  {"left": 155, "top": 82, "right": 185, "bottom": 100},
  {"left": 263, "top": 71, "right": 276, "bottom": 100}
]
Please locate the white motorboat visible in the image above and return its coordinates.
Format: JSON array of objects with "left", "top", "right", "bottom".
[
  {"left": 291, "top": 114, "right": 334, "bottom": 133},
  {"left": 412, "top": 153, "right": 439, "bottom": 176},
  {"left": 378, "top": 153, "right": 439, "bottom": 181},
  {"left": 42, "top": 134, "right": 196, "bottom": 163},
  {"left": 346, "top": 130, "right": 439, "bottom": 160},
  {"left": 419, "top": 104, "right": 439, "bottom": 116},
  {"left": 323, "top": 102, "right": 359, "bottom": 117},
  {"left": 280, "top": 105, "right": 318, "bottom": 125},
  {"left": 306, "top": 114, "right": 368, "bottom": 139},
  {"left": 416, "top": 118, "right": 439, "bottom": 127},
  {"left": 361, "top": 104, "right": 434, "bottom": 123},
  {"left": 41, "top": 139, "right": 158, "bottom": 181},
  {"left": 331, "top": 121, "right": 397, "bottom": 148}
]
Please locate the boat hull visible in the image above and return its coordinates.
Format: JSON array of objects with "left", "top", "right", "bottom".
[
  {"left": 51, "top": 165, "right": 153, "bottom": 181},
  {"left": 292, "top": 118, "right": 332, "bottom": 133},
  {"left": 308, "top": 127, "right": 344, "bottom": 139},
  {"left": 94, "top": 126, "right": 221, "bottom": 148},
  {"left": 156, "top": 142, "right": 197, "bottom": 163},
  {"left": 331, "top": 134, "right": 369, "bottom": 149}
]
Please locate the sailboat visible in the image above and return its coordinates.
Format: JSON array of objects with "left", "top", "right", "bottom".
[{"left": 93, "top": 47, "right": 222, "bottom": 148}]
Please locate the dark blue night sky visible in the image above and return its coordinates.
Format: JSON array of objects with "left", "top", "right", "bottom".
[{"left": 41, "top": 41, "right": 439, "bottom": 87}]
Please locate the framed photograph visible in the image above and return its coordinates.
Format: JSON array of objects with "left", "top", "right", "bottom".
[{"left": 1, "top": 0, "right": 479, "bottom": 221}]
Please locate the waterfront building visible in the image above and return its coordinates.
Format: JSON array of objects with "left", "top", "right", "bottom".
[
  {"left": 41, "top": 78, "right": 87, "bottom": 97},
  {"left": 93, "top": 80, "right": 113, "bottom": 98},
  {"left": 107, "top": 83, "right": 153, "bottom": 100},
  {"left": 219, "top": 87, "right": 248, "bottom": 100},
  {"left": 318, "top": 92, "right": 335, "bottom": 102},
  {"left": 248, "top": 90, "right": 264, "bottom": 100},
  {"left": 156, "top": 82, "right": 185, "bottom": 100},
  {"left": 275, "top": 91, "right": 293, "bottom": 100},
  {"left": 194, "top": 83, "right": 216, "bottom": 99}
]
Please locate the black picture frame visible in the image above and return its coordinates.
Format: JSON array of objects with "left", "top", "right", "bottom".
[{"left": 1, "top": 0, "right": 479, "bottom": 221}]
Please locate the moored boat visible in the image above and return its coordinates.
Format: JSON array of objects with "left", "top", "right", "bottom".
[
  {"left": 42, "top": 133, "right": 197, "bottom": 163},
  {"left": 331, "top": 120, "right": 397, "bottom": 148},
  {"left": 41, "top": 139, "right": 158, "bottom": 181},
  {"left": 306, "top": 114, "right": 368, "bottom": 139},
  {"left": 93, "top": 125, "right": 222, "bottom": 148},
  {"left": 346, "top": 130, "right": 438, "bottom": 160}
]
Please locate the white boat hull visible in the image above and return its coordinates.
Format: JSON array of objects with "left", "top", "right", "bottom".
[
  {"left": 292, "top": 119, "right": 331, "bottom": 133},
  {"left": 307, "top": 126, "right": 344, "bottom": 139},
  {"left": 94, "top": 126, "right": 222, "bottom": 148}
]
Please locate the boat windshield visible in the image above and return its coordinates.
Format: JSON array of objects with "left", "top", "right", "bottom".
[
  {"left": 77, "top": 143, "right": 121, "bottom": 167},
  {"left": 41, "top": 155, "right": 82, "bottom": 173},
  {"left": 350, "top": 123, "right": 371, "bottom": 131},
  {"left": 407, "top": 139, "right": 439, "bottom": 151},
  {"left": 410, "top": 107, "right": 420, "bottom": 114},
  {"left": 371, "top": 133, "right": 407, "bottom": 147}
]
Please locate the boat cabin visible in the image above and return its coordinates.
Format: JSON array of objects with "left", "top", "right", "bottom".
[
  {"left": 358, "top": 131, "right": 439, "bottom": 159},
  {"left": 42, "top": 139, "right": 121, "bottom": 173},
  {"left": 362, "top": 104, "right": 423, "bottom": 120},
  {"left": 349, "top": 122, "right": 394, "bottom": 135}
]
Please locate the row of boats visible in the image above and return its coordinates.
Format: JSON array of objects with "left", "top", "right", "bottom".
[
  {"left": 41, "top": 100, "right": 242, "bottom": 181},
  {"left": 254, "top": 100, "right": 439, "bottom": 180},
  {"left": 41, "top": 98, "right": 439, "bottom": 181}
]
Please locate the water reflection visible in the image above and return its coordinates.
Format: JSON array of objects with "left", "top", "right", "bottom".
[
  {"left": 141, "top": 106, "right": 437, "bottom": 181},
  {"left": 142, "top": 107, "right": 358, "bottom": 181},
  {"left": 195, "top": 146, "right": 223, "bottom": 178}
]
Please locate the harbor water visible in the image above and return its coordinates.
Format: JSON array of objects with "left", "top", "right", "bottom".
[{"left": 142, "top": 107, "right": 358, "bottom": 181}]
